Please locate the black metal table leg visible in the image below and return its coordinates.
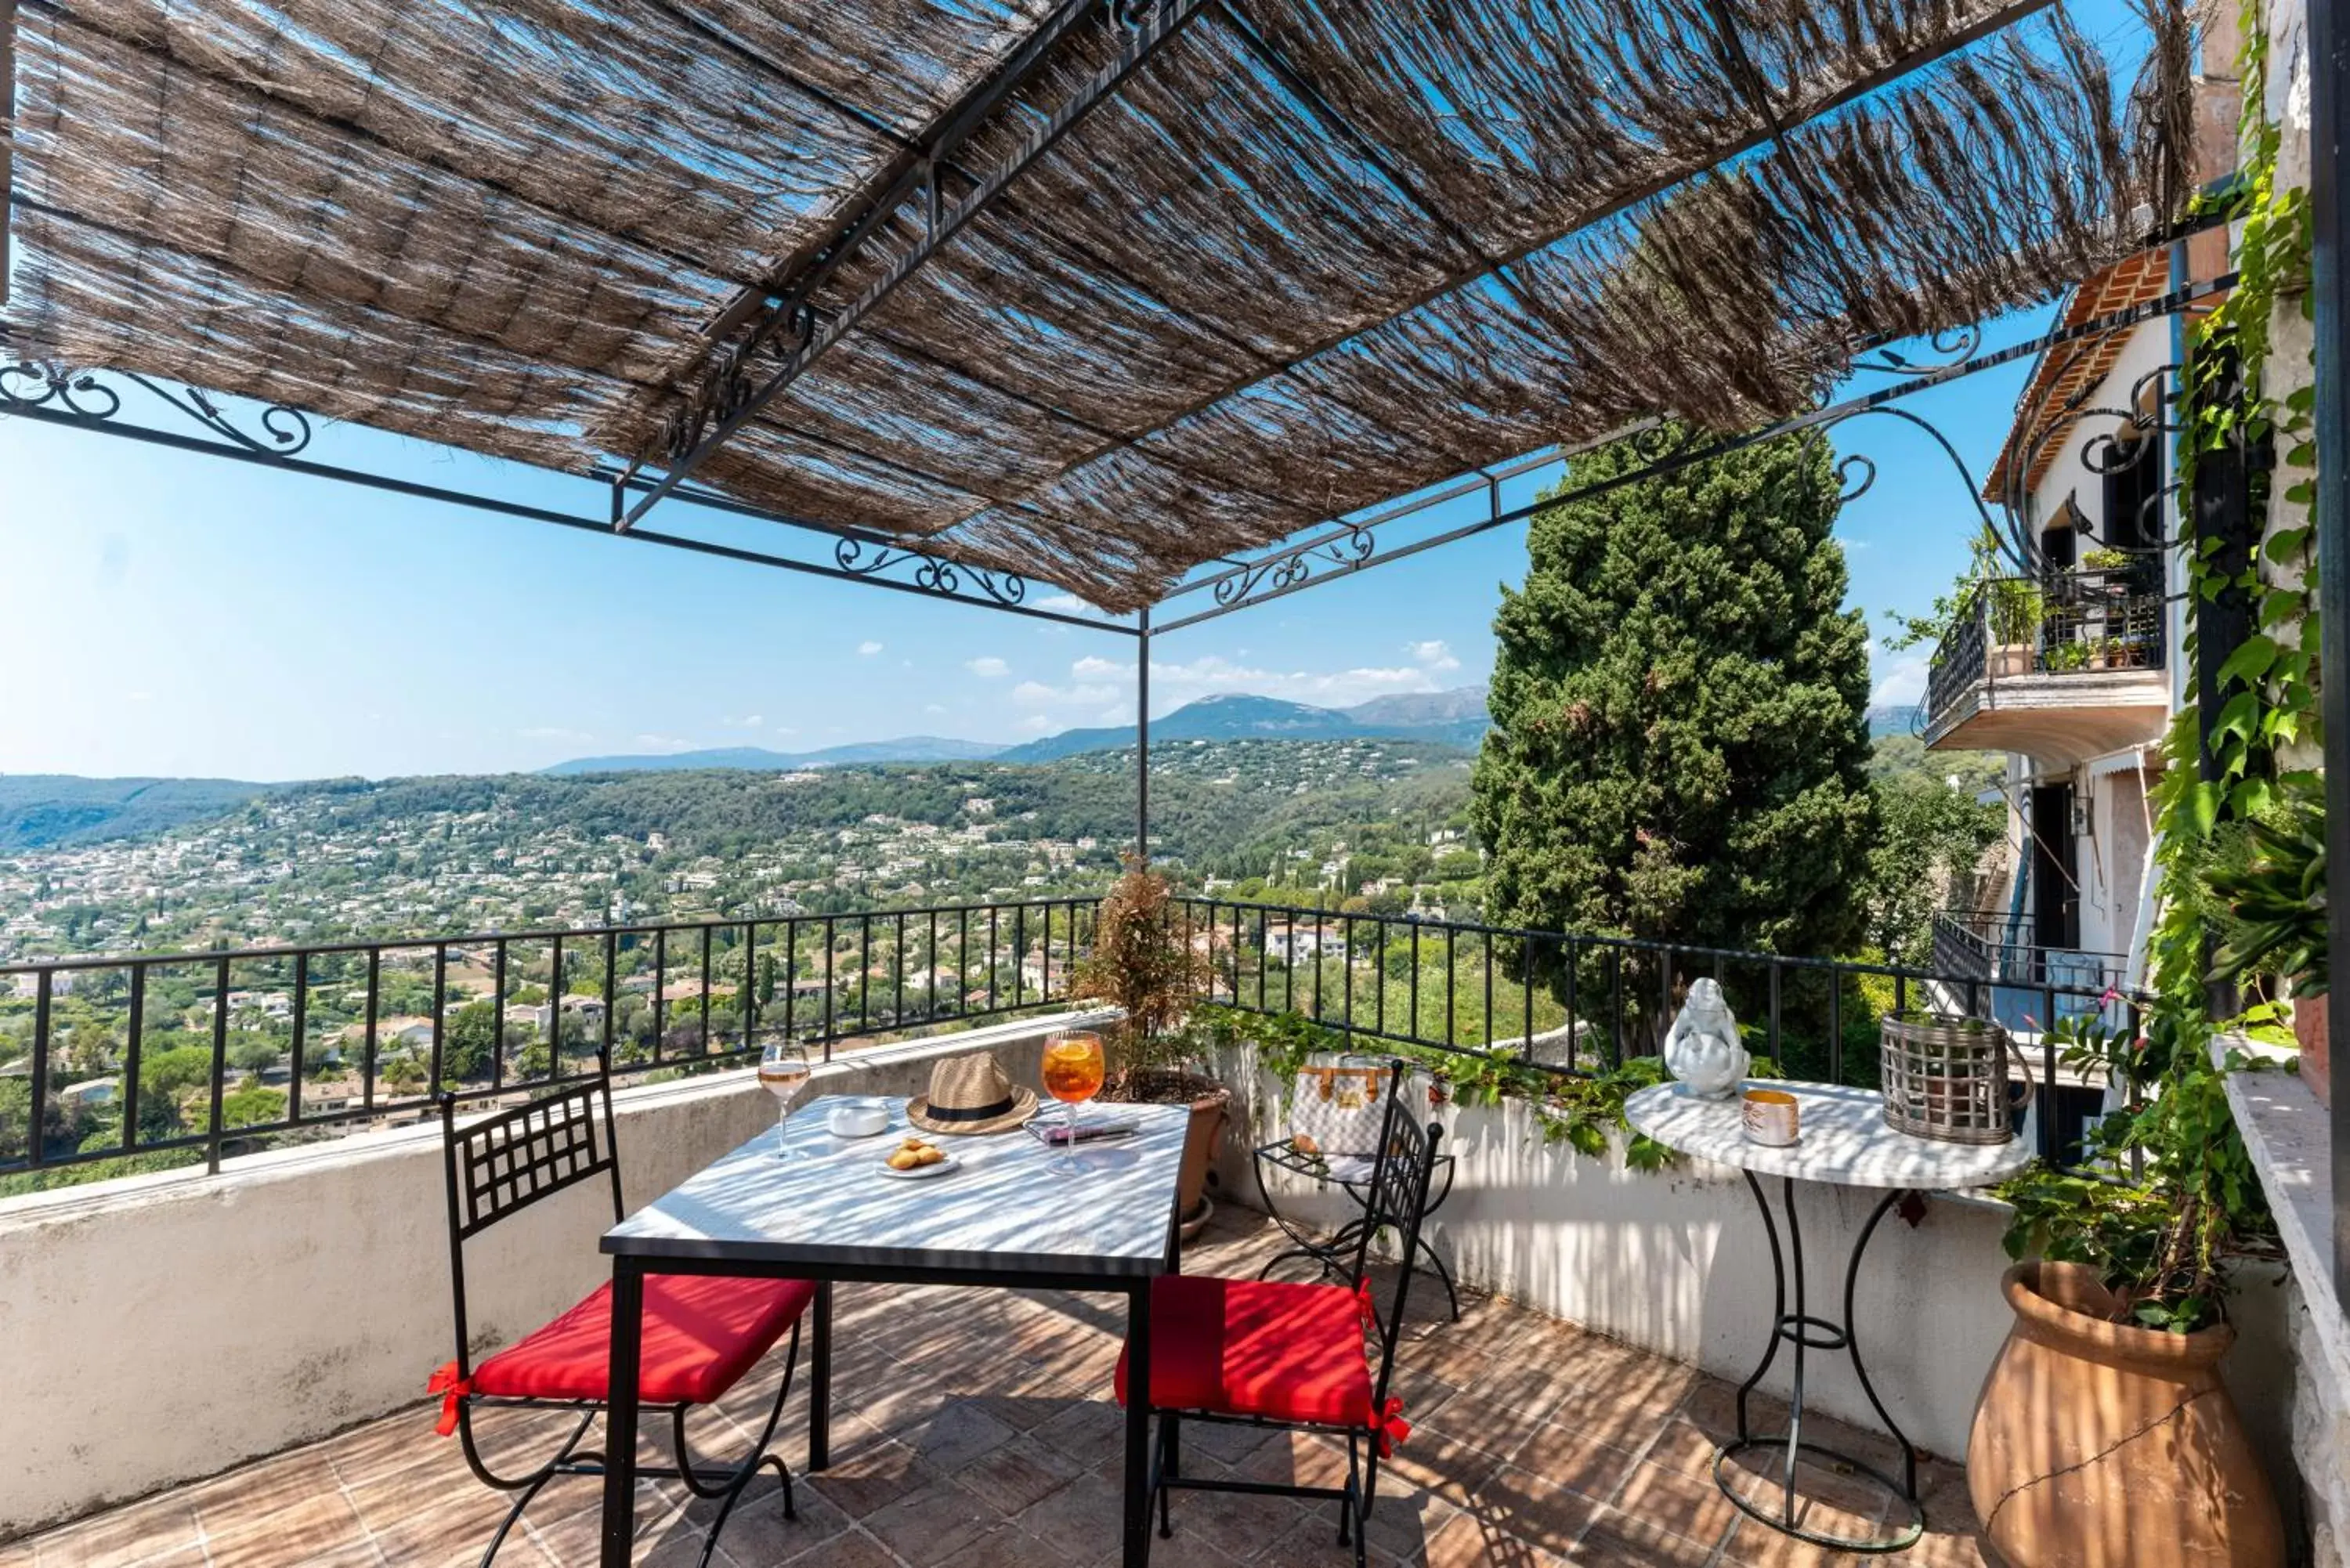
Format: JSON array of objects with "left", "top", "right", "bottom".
[
  {"left": 810, "top": 1280, "right": 833, "bottom": 1472},
  {"left": 1712, "top": 1175, "right": 1925, "bottom": 1554}
]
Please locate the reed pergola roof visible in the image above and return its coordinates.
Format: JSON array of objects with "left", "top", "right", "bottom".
[{"left": 2, "top": 0, "right": 2195, "bottom": 611}]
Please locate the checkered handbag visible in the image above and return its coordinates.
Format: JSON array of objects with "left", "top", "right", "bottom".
[{"left": 1286, "top": 1053, "right": 1394, "bottom": 1157}]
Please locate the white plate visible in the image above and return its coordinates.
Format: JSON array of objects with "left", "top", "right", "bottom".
[{"left": 877, "top": 1152, "right": 961, "bottom": 1180}]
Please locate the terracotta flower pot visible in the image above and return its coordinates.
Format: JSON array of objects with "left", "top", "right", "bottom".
[
  {"left": 1967, "top": 1263, "right": 2283, "bottom": 1568},
  {"left": 1988, "top": 644, "right": 2035, "bottom": 678},
  {"left": 1175, "top": 1084, "right": 1231, "bottom": 1224},
  {"left": 1107, "top": 1069, "right": 1228, "bottom": 1231},
  {"left": 2294, "top": 992, "right": 2330, "bottom": 1107}
]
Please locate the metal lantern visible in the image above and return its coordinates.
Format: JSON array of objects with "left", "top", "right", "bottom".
[{"left": 1879, "top": 1012, "right": 2032, "bottom": 1145}]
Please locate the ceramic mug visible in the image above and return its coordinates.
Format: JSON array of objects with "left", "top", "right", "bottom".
[{"left": 1742, "top": 1086, "right": 1799, "bottom": 1147}]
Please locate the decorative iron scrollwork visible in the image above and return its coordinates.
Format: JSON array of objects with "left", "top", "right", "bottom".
[
  {"left": 1210, "top": 523, "right": 1374, "bottom": 608},
  {"left": 1835, "top": 452, "right": 1878, "bottom": 503},
  {"left": 0, "top": 358, "right": 313, "bottom": 455},
  {"left": 1849, "top": 322, "right": 1983, "bottom": 377},
  {"left": 833, "top": 537, "right": 1029, "bottom": 607},
  {"left": 2008, "top": 356, "right": 2186, "bottom": 557},
  {"left": 0, "top": 360, "right": 122, "bottom": 419}
]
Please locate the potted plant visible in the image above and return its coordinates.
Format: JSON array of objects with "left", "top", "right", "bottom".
[
  {"left": 1977, "top": 1013, "right": 2286, "bottom": 1567},
  {"left": 1070, "top": 859, "right": 1227, "bottom": 1234},
  {"left": 2041, "top": 638, "right": 2090, "bottom": 674},
  {"left": 1986, "top": 576, "right": 2044, "bottom": 677},
  {"left": 2206, "top": 772, "right": 2330, "bottom": 1103}
]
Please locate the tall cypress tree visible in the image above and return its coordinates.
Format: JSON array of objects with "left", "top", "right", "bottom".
[{"left": 1470, "top": 428, "right": 1875, "bottom": 965}]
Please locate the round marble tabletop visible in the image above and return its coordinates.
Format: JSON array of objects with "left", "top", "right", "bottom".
[{"left": 1623, "top": 1080, "right": 2034, "bottom": 1190}]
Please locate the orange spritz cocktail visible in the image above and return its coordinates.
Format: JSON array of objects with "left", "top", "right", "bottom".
[
  {"left": 1043, "top": 1031, "right": 1106, "bottom": 1102},
  {"left": 1041, "top": 1031, "right": 1105, "bottom": 1172}
]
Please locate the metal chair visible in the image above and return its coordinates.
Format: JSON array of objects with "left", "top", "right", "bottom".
[
  {"left": 1117, "top": 1060, "right": 1443, "bottom": 1568},
  {"left": 429, "top": 1082, "right": 809, "bottom": 1568}
]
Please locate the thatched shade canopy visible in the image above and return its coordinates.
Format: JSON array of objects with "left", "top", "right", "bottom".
[{"left": 2, "top": 0, "right": 2193, "bottom": 610}]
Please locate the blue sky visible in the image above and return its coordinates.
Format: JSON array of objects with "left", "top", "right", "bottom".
[{"left": 0, "top": 313, "right": 2047, "bottom": 782}]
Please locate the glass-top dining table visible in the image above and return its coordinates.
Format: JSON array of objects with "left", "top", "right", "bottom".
[{"left": 596, "top": 1092, "right": 1195, "bottom": 1568}]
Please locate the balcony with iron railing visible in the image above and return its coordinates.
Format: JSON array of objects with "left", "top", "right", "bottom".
[
  {"left": 0, "top": 896, "right": 2272, "bottom": 1567},
  {"left": 1929, "top": 907, "right": 2129, "bottom": 992},
  {"left": 1921, "top": 567, "right": 2171, "bottom": 763}
]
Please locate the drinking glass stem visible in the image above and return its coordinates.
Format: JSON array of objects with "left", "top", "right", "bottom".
[{"left": 776, "top": 1104, "right": 791, "bottom": 1158}]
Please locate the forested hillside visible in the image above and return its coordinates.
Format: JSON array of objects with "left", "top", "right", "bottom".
[{"left": 0, "top": 740, "right": 1474, "bottom": 959}]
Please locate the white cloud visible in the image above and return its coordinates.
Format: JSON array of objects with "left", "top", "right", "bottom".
[
  {"left": 125, "top": 691, "right": 154, "bottom": 703},
  {"left": 967, "top": 656, "right": 1010, "bottom": 678},
  {"left": 857, "top": 640, "right": 884, "bottom": 656},
  {"left": 1079, "top": 652, "right": 1448, "bottom": 709},
  {"left": 518, "top": 726, "right": 596, "bottom": 743},
  {"left": 1017, "top": 714, "right": 1057, "bottom": 734},
  {"left": 720, "top": 714, "right": 764, "bottom": 730},
  {"left": 1032, "top": 592, "right": 1108, "bottom": 616},
  {"left": 1405, "top": 639, "right": 1461, "bottom": 672},
  {"left": 633, "top": 733, "right": 696, "bottom": 753},
  {"left": 923, "top": 704, "right": 947, "bottom": 717},
  {"left": 1869, "top": 653, "right": 1930, "bottom": 710}
]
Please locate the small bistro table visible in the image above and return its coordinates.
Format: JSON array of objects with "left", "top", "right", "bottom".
[
  {"left": 598, "top": 1094, "right": 1194, "bottom": 1568},
  {"left": 1623, "top": 1080, "right": 2033, "bottom": 1554}
]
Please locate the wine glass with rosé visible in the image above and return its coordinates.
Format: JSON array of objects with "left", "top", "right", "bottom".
[
  {"left": 1039, "top": 1029, "right": 1107, "bottom": 1175},
  {"left": 758, "top": 1042, "right": 814, "bottom": 1159}
]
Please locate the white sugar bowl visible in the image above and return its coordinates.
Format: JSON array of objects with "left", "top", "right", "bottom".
[{"left": 828, "top": 1099, "right": 891, "bottom": 1139}]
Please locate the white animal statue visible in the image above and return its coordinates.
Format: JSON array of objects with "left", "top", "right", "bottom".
[{"left": 1663, "top": 977, "right": 1749, "bottom": 1100}]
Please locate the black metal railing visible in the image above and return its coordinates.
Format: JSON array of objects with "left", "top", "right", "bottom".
[
  {"left": 1925, "top": 567, "right": 2167, "bottom": 725},
  {"left": 0, "top": 898, "right": 1094, "bottom": 1184},
  {"left": 1175, "top": 896, "right": 2136, "bottom": 1166},
  {"left": 1930, "top": 909, "right": 2129, "bottom": 991},
  {"left": 1, "top": 891, "right": 2142, "bottom": 1188}
]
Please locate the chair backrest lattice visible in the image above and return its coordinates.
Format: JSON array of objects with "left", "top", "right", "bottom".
[
  {"left": 444, "top": 1084, "right": 620, "bottom": 1241},
  {"left": 438, "top": 1080, "right": 626, "bottom": 1385},
  {"left": 1347, "top": 1060, "right": 1444, "bottom": 1415}
]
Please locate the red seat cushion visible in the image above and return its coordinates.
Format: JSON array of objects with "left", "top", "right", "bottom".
[
  {"left": 1115, "top": 1274, "right": 1381, "bottom": 1433},
  {"left": 465, "top": 1274, "right": 813, "bottom": 1409}
]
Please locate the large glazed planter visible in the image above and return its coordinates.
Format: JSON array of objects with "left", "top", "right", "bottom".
[{"left": 1967, "top": 1263, "right": 2284, "bottom": 1568}]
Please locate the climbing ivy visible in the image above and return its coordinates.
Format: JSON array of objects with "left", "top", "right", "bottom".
[
  {"left": 1190, "top": 1002, "right": 1791, "bottom": 1172},
  {"left": 1998, "top": 0, "right": 2305, "bottom": 1330}
]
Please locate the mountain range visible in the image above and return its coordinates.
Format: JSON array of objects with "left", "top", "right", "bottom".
[
  {"left": 540, "top": 735, "right": 1003, "bottom": 775},
  {"left": 546, "top": 687, "right": 1493, "bottom": 773},
  {"left": 0, "top": 688, "right": 1491, "bottom": 851}
]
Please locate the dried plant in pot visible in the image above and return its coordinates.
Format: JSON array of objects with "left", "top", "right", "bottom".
[{"left": 1069, "top": 861, "right": 1226, "bottom": 1230}]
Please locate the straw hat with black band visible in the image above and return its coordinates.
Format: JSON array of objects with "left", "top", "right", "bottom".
[{"left": 906, "top": 1053, "right": 1039, "bottom": 1136}]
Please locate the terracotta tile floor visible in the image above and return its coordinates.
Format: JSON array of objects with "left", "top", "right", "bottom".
[{"left": 2, "top": 1210, "right": 1985, "bottom": 1567}]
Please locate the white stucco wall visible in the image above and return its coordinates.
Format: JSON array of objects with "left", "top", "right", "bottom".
[
  {"left": 0, "top": 1010, "right": 1113, "bottom": 1539},
  {"left": 1212, "top": 1048, "right": 2296, "bottom": 1483}
]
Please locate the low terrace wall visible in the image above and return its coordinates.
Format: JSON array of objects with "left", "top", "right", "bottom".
[{"left": 0, "top": 1010, "right": 1113, "bottom": 1537}]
